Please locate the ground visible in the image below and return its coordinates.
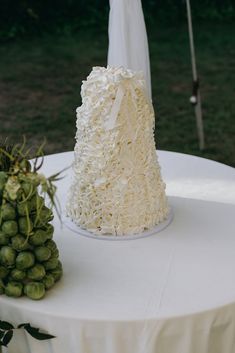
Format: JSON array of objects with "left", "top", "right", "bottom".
[{"left": 0, "top": 23, "right": 234, "bottom": 166}]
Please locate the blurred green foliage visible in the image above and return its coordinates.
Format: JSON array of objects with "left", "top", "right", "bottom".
[
  {"left": 0, "top": 0, "right": 235, "bottom": 41},
  {"left": 0, "top": 22, "right": 234, "bottom": 166}
]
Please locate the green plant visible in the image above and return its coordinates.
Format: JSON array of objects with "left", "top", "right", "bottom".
[
  {"left": 0, "top": 319, "right": 55, "bottom": 349},
  {"left": 0, "top": 139, "right": 63, "bottom": 300}
]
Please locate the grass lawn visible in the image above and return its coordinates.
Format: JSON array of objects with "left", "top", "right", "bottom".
[{"left": 0, "top": 22, "right": 234, "bottom": 166}]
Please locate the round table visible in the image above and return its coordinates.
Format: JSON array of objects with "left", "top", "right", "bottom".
[{"left": 1, "top": 151, "right": 235, "bottom": 353}]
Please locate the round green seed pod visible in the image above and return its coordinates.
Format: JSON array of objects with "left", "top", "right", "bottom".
[
  {"left": 34, "top": 246, "right": 51, "bottom": 262},
  {"left": 0, "top": 231, "right": 9, "bottom": 245},
  {"left": 30, "top": 195, "right": 44, "bottom": 211},
  {"left": 17, "top": 201, "right": 31, "bottom": 217},
  {"left": 29, "top": 229, "right": 48, "bottom": 246},
  {"left": 45, "top": 240, "right": 57, "bottom": 252},
  {"left": 42, "top": 274, "right": 55, "bottom": 289},
  {"left": 1, "top": 203, "right": 16, "bottom": 221},
  {"left": 47, "top": 240, "right": 59, "bottom": 258},
  {"left": 30, "top": 175, "right": 41, "bottom": 187},
  {"left": 18, "top": 217, "right": 33, "bottom": 235},
  {"left": 46, "top": 232, "right": 53, "bottom": 241},
  {"left": 11, "top": 235, "right": 30, "bottom": 251},
  {"left": 50, "top": 263, "right": 63, "bottom": 282},
  {"left": 2, "top": 220, "right": 18, "bottom": 237},
  {"left": 34, "top": 207, "right": 53, "bottom": 227},
  {"left": 24, "top": 282, "right": 45, "bottom": 300},
  {"left": 0, "top": 246, "right": 16, "bottom": 267},
  {"left": 27, "top": 264, "right": 46, "bottom": 281},
  {"left": 5, "top": 281, "right": 23, "bottom": 297},
  {"left": 10, "top": 268, "right": 26, "bottom": 281},
  {"left": 21, "top": 181, "right": 35, "bottom": 198},
  {"left": 16, "top": 251, "right": 35, "bottom": 270},
  {"left": 0, "top": 265, "right": 9, "bottom": 279},
  {"left": 44, "top": 257, "right": 59, "bottom": 271},
  {"left": 51, "top": 248, "right": 59, "bottom": 258},
  {"left": 45, "top": 224, "right": 54, "bottom": 240}
]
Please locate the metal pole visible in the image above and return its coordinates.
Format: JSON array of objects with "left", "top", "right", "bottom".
[{"left": 186, "top": 0, "right": 205, "bottom": 150}]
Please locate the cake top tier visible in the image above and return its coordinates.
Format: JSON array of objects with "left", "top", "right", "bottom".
[
  {"left": 81, "top": 66, "right": 146, "bottom": 97},
  {"left": 77, "top": 66, "right": 150, "bottom": 131}
]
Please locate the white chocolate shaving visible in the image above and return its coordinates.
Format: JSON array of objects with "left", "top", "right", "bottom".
[{"left": 67, "top": 66, "right": 169, "bottom": 236}]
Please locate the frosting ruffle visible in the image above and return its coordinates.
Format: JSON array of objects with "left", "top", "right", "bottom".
[{"left": 67, "top": 66, "right": 169, "bottom": 236}]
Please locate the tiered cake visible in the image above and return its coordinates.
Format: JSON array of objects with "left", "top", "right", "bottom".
[{"left": 67, "top": 66, "right": 169, "bottom": 236}]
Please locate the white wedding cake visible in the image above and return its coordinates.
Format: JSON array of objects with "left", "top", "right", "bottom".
[{"left": 67, "top": 66, "right": 169, "bottom": 236}]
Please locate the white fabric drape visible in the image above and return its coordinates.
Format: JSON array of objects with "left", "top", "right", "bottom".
[{"left": 108, "top": 0, "right": 152, "bottom": 100}]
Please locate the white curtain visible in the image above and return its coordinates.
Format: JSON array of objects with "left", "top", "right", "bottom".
[{"left": 108, "top": 0, "right": 152, "bottom": 100}]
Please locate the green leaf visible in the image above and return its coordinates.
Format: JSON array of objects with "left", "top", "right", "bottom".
[
  {"left": 17, "top": 322, "right": 28, "bottom": 329},
  {"left": 24, "top": 324, "right": 55, "bottom": 340},
  {"left": 0, "top": 330, "right": 5, "bottom": 339},
  {"left": 2, "top": 329, "right": 13, "bottom": 346},
  {"left": 0, "top": 321, "right": 14, "bottom": 330}
]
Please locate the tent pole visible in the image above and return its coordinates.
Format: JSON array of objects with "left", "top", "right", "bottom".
[{"left": 186, "top": 0, "right": 205, "bottom": 150}]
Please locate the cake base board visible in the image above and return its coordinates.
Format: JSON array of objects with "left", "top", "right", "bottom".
[{"left": 62, "top": 208, "right": 173, "bottom": 241}]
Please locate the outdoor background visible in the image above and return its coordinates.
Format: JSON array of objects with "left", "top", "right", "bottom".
[{"left": 0, "top": 0, "right": 234, "bottom": 166}]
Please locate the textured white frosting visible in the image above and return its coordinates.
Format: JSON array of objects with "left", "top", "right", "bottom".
[{"left": 67, "top": 66, "right": 169, "bottom": 236}]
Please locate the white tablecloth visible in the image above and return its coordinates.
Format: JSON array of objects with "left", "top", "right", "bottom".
[{"left": 1, "top": 151, "right": 235, "bottom": 353}]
